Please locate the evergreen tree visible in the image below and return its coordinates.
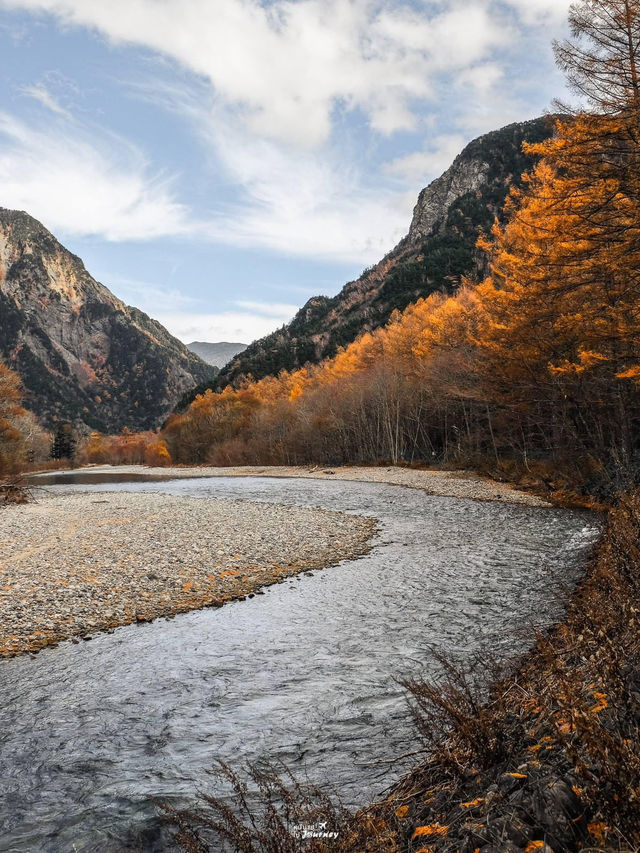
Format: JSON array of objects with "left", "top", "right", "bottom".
[{"left": 51, "top": 422, "right": 77, "bottom": 462}]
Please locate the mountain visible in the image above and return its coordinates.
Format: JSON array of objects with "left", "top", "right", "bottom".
[
  {"left": 0, "top": 209, "right": 216, "bottom": 432},
  {"left": 181, "top": 116, "right": 553, "bottom": 404},
  {"left": 186, "top": 341, "right": 247, "bottom": 369}
]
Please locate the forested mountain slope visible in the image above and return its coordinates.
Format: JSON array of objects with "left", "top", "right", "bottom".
[{"left": 182, "top": 116, "right": 552, "bottom": 406}]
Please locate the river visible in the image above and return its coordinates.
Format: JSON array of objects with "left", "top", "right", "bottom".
[{"left": 0, "top": 474, "right": 598, "bottom": 852}]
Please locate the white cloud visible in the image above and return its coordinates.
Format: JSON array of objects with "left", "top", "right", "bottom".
[
  {"left": 105, "top": 275, "right": 198, "bottom": 312},
  {"left": 0, "top": 0, "right": 571, "bottom": 264},
  {"left": 0, "top": 111, "right": 191, "bottom": 240},
  {"left": 456, "top": 62, "right": 505, "bottom": 96},
  {"left": 374, "top": 4, "right": 510, "bottom": 70},
  {"left": 0, "top": 96, "right": 413, "bottom": 263},
  {"left": 105, "top": 281, "right": 296, "bottom": 343},
  {"left": 387, "top": 133, "right": 467, "bottom": 182},
  {"left": 0, "top": 0, "right": 511, "bottom": 146},
  {"left": 194, "top": 109, "right": 414, "bottom": 263},
  {"left": 21, "top": 83, "right": 71, "bottom": 118},
  {"left": 503, "top": 0, "right": 571, "bottom": 26},
  {"left": 154, "top": 303, "right": 300, "bottom": 344}
]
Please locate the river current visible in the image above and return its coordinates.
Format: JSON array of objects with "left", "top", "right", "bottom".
[{"left": 0, "top": 474, "right": 598, "bottom": 851}]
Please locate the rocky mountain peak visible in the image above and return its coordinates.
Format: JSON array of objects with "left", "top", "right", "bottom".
[
  {"left": 406, "top": 117, "right": 552, "bottom": 244},
  {"left": 408, "top": 156, "right": 491, "bottom": 243}
]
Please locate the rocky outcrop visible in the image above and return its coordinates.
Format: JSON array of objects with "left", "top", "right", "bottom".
[
  {"left": 182, "top": 116, "right": 553, "bottom": 405},
  {"left": 0, "top": 209, "right": 216, "bottom": 431},
  {"left": 408, "top": 155, "right": 491, "bottom": 242}
]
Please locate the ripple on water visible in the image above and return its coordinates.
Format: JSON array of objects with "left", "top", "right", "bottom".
[{"left": 0, "top": 476, "right": 598, "bottom": 852}]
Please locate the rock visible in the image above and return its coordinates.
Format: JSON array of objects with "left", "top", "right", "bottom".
[
  {"left": 533, "top": 777, "right": 586, "bottom": 849},
  {"left": 484, "top": 789, "right": 501, "bottom": 807},
  {"left": 486, "top": 814, "right": 532, "bottom": 847},
  {"left": 497, "top": 772, "right": 526, "bottom": 795}
]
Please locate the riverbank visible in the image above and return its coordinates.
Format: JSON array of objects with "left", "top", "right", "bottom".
[
  {"left": 0, "top": 491, "right": 374, "bottom": 657},
  {"left": 44, "top": 464, "right": 550, "bottom": 506},
  {"left": 346, "top": 492, "right": 640, "bottom": 853}
]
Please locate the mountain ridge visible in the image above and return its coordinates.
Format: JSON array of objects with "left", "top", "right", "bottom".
[
  {"left": 180, "top": 116, "right": 554, "bottom": 405},
  {"left": 0, "top": 208, "right": 216, "bottom": 432},
  {"left": 186, "top": 341, "right": 247, "bottom": 369}
]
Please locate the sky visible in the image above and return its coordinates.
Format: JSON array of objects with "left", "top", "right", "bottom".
[{"left": 0, "top": 0, "right": 572, "bottom": 345}]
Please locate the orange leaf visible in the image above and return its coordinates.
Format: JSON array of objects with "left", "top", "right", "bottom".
[{"left": 412, "top": 823, "right": 449, "bottom": 839}]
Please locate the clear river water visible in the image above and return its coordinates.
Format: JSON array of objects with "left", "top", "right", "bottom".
[{"left": 0, "top": 474, "right": 598, "bottom": 852}]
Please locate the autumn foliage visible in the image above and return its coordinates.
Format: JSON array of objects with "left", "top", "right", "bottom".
[
  {"left": 76, "top": 2, "right": 627, "bottom": 500},
  {"left": 0, "top": 361, "right": 49, "bottom": 474},
  {"left": 86, "top": 428, "right": 172, "bottom": 467},
  {"left": 161, "top": 183, "right": 640, "bottom": 495},
  {"left": 0, "top": 362, "right": 25, "bottom": 473}
]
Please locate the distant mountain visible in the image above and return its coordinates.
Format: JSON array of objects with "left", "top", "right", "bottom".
[
  {"left": 0, "top": 209, "right": 216, "bottom": 432},
  {"left": 186, "top": 341, "right": 247, "bottom": 369},
  {"left": 179, "top": 117, "right": 554, "bottom": 408}
]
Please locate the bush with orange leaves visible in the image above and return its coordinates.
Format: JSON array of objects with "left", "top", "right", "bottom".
[{"left": 144, "top": 438, "right": 171, "bottom": 467}]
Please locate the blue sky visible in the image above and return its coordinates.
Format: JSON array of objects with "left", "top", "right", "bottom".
[{"left": 0, "top": 0, "right": 571, "bottom": 344}]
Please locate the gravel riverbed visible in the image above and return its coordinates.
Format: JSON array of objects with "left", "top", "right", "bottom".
[
  {"left": 71, "top": 464, "right": 550, "bottom": 505},
  {"left": 1, "top": 466, "right": 545, "bottom": 659},
  {"left": 0, "top": 491, "right": 374, "bottom": 657}
]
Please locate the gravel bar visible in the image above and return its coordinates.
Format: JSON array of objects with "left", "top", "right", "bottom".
[{"left": 0, "top": 492, "right": 375, "bottom": 657}]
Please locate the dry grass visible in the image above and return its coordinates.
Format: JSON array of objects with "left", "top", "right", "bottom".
[{"left": 159, "top": 761, "right": 364, "bottom": 853}]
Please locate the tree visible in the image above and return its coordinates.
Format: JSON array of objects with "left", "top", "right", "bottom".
[
  {"left": 473, "top": 0, "right": 640, "bottom": 481},
  {"left": 554, "top": 0, "right": 640, "bottom": 120},
  {"left": 0, "top": 362, "right": 27, "bottom": 473},
  {"left": 51, "top": 422, "right": 77, "bottom": 462}
]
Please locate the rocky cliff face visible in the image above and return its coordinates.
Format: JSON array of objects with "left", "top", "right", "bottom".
[
  {"left": 0, "top": 209, "right": 215, "bottom": 431},
  {"left": 185, "top": 117, "right": 553, "bottom": 403},
  {"left": 408, "top": 154, "right": 491, "bottom": 242}
]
